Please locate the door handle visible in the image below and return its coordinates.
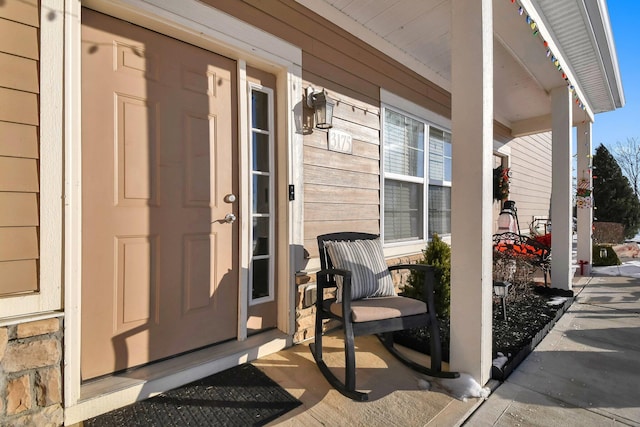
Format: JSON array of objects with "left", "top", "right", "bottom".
[{"left": 224, "top": 213, "right": 236, "bottom": 224}]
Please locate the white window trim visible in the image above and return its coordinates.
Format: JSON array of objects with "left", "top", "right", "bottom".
[
  {"left": 0, "top": 0, "right": 63, "bottom": 319},
  {"left": 380, "top": 90, "right": 453, "bottom": 247}
]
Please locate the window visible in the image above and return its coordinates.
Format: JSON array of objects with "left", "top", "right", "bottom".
[
  {"left": 249, "top": 85, "right": 275, "bottom": 304},
  {"left": 428, "top": 128, "right": 452, "bottom": 235},
  {"left": 382, "top": 108, "right": 452, "bottom": 243}
]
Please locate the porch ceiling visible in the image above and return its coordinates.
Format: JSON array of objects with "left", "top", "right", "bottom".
[{"left": 296, "top": 0, "right": 624, "bottom": 134}]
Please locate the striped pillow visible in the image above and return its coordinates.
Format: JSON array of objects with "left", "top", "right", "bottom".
[{"left": 325, "top": 238, "right": 396, "bottom": 303}]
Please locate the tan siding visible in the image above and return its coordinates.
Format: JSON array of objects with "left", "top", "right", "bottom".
[
  {"left": 0, "top": 193, "right": 38, "bottom": 226},
  {"left": 0, "top": 11, "right": 40, "bottom": 296},
  {"left": 305, "top": 203, "right": 379, "bottom": 222},
  {"left": 0, "top": 227, "right": 39, "bottom": 261},
  {"left": 304, "top": 165, "right": 379, "bottom": 189},
  {"left": 0, "top": 260, "right": 38, "bottom": 295},
  {"left": 0, "top": 87, "right": 39, "bottom": 125},
  {"left": 304, "top": 146, "right": 378, "bottom": 175},
  {"left": 507, "top": 132, "right": 553, "bottom": 230},
  {"left": 0, "top": 157, "right": 39, "bottom": 192},
  {"left": 0, "top": 0, "right": 40, "bottom": 27},
  {"left": 0, "top": 52, "right": 39, "bottom": 93},
  {"left": 0, "top": 121, "right": 38, "bottom": 158},
  {"left": 305, "top": 184, "right": 379, "bottom": 205},
  {"left": 304, "top": 220, "right": 379, "bottom": 259},
  {"left": 0, "top": 17, "right": 38, "bottom": 60}
]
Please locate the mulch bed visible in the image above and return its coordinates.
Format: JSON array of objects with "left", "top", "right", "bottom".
[{"left": 394, "top": 283, "right": 573, "bottom": 381}]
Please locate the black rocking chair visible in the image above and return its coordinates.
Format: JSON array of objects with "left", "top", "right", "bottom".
[{"left": 309, "top": 232, "right": 458, "bottom": 401}]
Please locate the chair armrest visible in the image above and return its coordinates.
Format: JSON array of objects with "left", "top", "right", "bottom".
[
  {"left": 388, "top": 263, "right": 430, "bottom": 273},
  {"left": 316, "top": 268, "right": 354, "bottom": 314},
  {"left": 316, "top": 268, "right": 351, "bottom": 290}
]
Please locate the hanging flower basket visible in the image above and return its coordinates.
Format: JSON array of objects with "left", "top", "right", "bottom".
[{"left": 493, "top": 166, "right": 511, "bottom": 202}]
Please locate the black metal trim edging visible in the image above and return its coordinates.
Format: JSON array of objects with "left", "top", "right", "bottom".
[{"left": 491, "top": 296, "right": 574, "bottom": 381}]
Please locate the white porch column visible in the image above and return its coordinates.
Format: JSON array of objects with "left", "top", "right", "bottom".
[
  {"left": 450, "top": 0, "right": 493, "bottom": 384},
  {"left": 576, "top": 121, "right": 593, "bottom": 275},
  {"left": 551, "top": 87, "right": 573, "bottom": 289}
]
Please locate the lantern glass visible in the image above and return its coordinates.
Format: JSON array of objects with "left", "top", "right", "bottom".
[
  {"left": 312, "top": 91, "right": 334, "bottom": 129},
  {"left": 600, "top": 248, "right": 607, "bottom": 258},
  {"left": 493, "top": 281, "right": 510, "bottom": 297}
]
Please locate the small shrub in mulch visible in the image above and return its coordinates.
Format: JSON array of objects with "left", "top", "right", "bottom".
[{"left": 593, "top": 244, "right": 622, "bottom": 266}]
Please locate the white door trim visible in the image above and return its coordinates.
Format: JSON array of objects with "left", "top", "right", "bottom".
[{"left": 64, "top": 0, "right": 302, "bottom": 419}]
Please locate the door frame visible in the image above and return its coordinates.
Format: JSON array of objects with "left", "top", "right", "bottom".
[{"left": 64, "top": 0, "right": 303, "bottom": 421}]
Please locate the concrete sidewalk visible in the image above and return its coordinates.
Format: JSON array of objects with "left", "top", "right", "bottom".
[{"left": 465, "top": 273, "right": 640, "bottom": 426}]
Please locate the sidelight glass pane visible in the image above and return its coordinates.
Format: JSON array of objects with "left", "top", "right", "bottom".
[
  {"left": 252, "top": 217, "right": 270, "bottom": 256},
  {"left": 252, "top": 133, "right": 270, "bottom": 172},
  {"left": 252, "top": 174, "right": 269, "bottom": 214},
  {"left": 251, "top": 91, "right": 269, "bottom": 131},
  {"left": 252, "top": 258, "right": 270, "bottom": 299}
]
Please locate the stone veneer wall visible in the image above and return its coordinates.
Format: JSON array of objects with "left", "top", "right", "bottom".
[
  {"left": 0, "top": 317, "right": 63, "bottom": 426},
  {"left": 294, "top": 254, "right": 424, "bottom": 343}
]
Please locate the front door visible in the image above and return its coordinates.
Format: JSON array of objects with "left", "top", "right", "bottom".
[{"left": 81, "top": 9, "right": 238, "bottom": 380}]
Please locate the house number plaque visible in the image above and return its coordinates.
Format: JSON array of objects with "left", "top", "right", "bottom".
[{"left": 328, "top": 129, "right": 353, "bottom": 154}]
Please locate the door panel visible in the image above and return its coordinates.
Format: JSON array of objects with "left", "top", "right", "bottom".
[{"left": 81, "top": 9, "right": 238, "bottom": 380}]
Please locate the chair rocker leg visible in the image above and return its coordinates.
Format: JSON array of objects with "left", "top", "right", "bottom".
[
  {"left": 377, "top": 333, "right": 459, "bottom": 379},
  {"left": 309, "top": 342, "right": 369, "bottom": 401}
]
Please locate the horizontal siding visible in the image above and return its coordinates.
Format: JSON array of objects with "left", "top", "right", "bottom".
[
  {"left": 0, "top": 52, "right": 39, "bottom": 93},
  {"left": 304, "top": 220, "right": 379, "bottom": 259},
  {"left": 304, "top": 165, "right": 379, "bottom": 189},
  {"left": 0, "top": 0, "right": 40, "bottom": 27},
  {"left": 0, "top": 87, "right": 39, "bottom": 125},
  {"left": 0, "top": 193, "right": 39, "bottom": 226},
  {"left": 0, "top": 260, "right": 38, "bottom": 296},
  {"left": 0, "top": 17, "right": 38, "bottom": 59},
  {"left": 507, "top": 132, "right": 553, "bottom": 230},
  {"left": 0, "top": 11, "right": 40, "bottom": 296},
  {"left": 0, "top": 121, "right": 38, "bottom": 158},
  {"left": 0, "top": 157, "right": 39, "bottom": 192},
  {"left": 0, "top": 227, "right": 39, "bottom": 261}
]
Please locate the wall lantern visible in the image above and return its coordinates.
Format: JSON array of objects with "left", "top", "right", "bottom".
[
  {"left": 599, "top": 247, "right": 607, "bottom": 259},
  {"left": 306, "top": 87, "right": 334, "bottom": 129},
  {"left": 493, "top": 281, "right": 511, "bottom": 321}
]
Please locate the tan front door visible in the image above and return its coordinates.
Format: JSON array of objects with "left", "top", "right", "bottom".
[{"left": 81, "top": 9, "right": 239, "bottom": 380}]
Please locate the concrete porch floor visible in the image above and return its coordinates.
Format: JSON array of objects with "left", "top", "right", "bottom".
[
  {"left": 256, "top": 264, "right": 640, "bottom": 427},
  {"left": 254, "top": 332, "right": 485, "bottom": 427}
]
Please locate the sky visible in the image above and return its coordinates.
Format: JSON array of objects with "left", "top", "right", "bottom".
[{"left": 591, "top": 1, "right": 640, "bottom": 149}]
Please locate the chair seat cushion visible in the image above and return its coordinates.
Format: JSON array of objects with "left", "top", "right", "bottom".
[
  {"left": 324, "top": 238, "right": 396, "bottom": 302},
  {"left": 330, "top": 296, "right": 427, "bottom": 323}
]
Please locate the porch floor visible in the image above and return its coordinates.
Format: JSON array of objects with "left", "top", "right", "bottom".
[{"left": 255, "top": 332, "right": 484, "bottom": 426}]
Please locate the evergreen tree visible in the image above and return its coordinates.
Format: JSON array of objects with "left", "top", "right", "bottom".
[{"left": 593, "top": 144, "right": 640, "bottom": 238}]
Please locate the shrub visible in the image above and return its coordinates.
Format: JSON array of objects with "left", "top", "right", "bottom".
[
  {"left": 403, "top": 234, "right": 451, "bottom": 319},
  {"left": 592, "top": 244, "right": 621, "bottom": 266},
  {"left": 593, "top": 222, "right": 625, "bottom": 244}
]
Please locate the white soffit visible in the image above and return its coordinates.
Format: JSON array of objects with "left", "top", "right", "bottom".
[
  {"left": 295, "top": 0, "right": 623, "bottom": 123},
  {"left": 530, "top": 0, "right": 624, "bottom": 113}
]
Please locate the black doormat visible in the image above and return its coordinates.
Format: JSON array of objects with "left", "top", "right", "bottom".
[{"left": 84, "top": 363, "right": 302, "bottom": 427}]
